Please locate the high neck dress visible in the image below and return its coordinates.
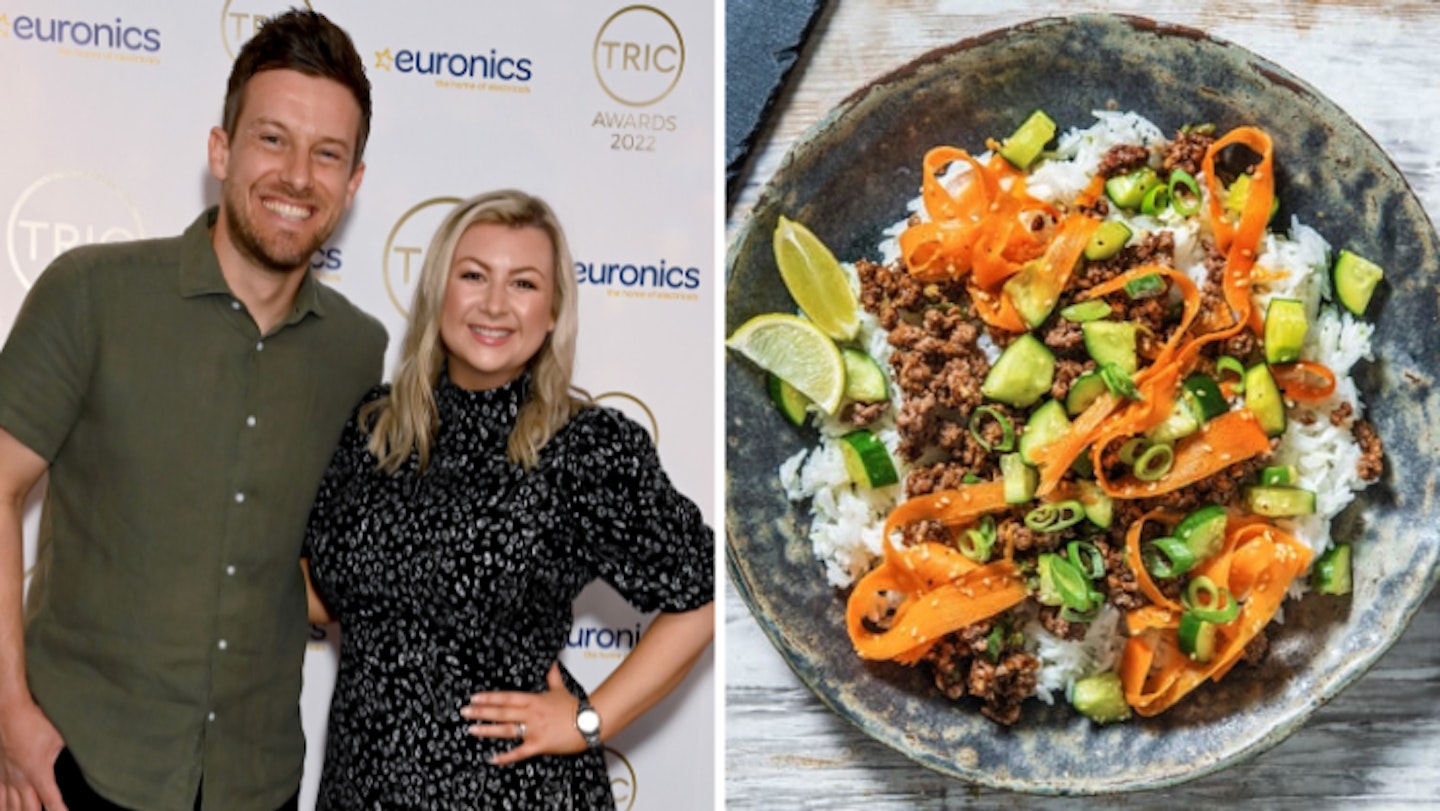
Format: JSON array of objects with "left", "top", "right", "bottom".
[{"left": 303, "top": 373, "right": 713, "bottom": 810}]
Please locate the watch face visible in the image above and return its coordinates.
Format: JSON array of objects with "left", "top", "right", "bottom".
[{"left": 577, "top": 708, "right": 601, "bottom": 735}]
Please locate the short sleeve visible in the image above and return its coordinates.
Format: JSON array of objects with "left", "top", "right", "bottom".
[
  {"left": 302, "top": 386, "right": 387, "bottom": 562},
  {"left": 0, "top": 252, "right": 95, "bottom": 461},
  {"left": 570, "top": 408, "right": 714, "bottom": 614}
]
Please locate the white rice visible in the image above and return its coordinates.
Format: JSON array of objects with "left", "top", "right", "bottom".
[{"left": 779, "top": 110, "right": 1376, "bottom": 687}]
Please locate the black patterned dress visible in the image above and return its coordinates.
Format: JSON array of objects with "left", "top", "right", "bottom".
[{"left": 303, "top": 372, "right": 714, "bottom": 810}]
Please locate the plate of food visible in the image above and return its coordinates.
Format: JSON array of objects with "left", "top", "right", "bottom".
[{"left": 724, "top": 13, "right": 1440, "bottom": 794}]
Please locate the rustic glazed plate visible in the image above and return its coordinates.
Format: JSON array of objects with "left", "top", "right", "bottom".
[{"left": 725, "top": 14, "right": 1440, "bottom": 794}]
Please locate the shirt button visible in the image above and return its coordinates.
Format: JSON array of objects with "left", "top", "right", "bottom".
[
  {"left": 218, "top": 639, "right": 228, "bottom": 651},
  {"left": 256, "top": 341, "right": 265, "bottom": 352},
  {"left": 230, "top": 300, "right": 241, "bottom": 311},
  {"left": 208, "top": 712, "right": 216, "bottom": 722},
  {"left": 245, "top": 415, "right": 257, "bottom": 428},
  {"left": 234, "top": 492, "right": 246, "bottom": 504},
  {"left": 226, "top": 565, "right": 236, "bottom": 576}
]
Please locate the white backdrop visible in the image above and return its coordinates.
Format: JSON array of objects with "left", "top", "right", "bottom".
[{"left": 0, "top": 2, "right": 716, "bottom": 809}]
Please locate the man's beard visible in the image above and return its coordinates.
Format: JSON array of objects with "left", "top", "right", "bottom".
[{"left": 222, "top": 185, "right": 332, "bottom": 274}]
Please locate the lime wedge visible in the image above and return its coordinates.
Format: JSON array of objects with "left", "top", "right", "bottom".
[
  {"left": 773, "top": 216, "right": 860, "bottom": 341},
  {"left": 727, "top": 313, "right": 846, "bottom": 414}
]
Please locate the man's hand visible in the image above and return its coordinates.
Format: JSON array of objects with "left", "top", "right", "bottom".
[{"left": 0, "top": 697, "right": 67, "bottom": 811}]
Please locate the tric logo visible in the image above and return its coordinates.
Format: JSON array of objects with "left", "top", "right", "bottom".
[{"left": 374, "top": 47, "right": 394, "bottom": 71}]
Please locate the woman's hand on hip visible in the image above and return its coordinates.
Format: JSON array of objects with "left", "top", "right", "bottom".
[{"left": 462, "top": 662, "right": 589, "bottom": 765}]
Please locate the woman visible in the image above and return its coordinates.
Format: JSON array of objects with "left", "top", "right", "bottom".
[{"left": 301, "top": 190, "right": 714, "bottom": 808}]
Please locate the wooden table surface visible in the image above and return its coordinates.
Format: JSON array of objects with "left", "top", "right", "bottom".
[{"left": 723, "top": 2, "right": 1440, "bottom": 807}]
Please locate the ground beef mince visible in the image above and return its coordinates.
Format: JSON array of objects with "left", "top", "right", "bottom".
[
  {"left": 841, "top": 400, "right": 889, "bottom": 427},
  {"left": 969, "top": 652, "right": 1041, "bottom": 725},
  {"left": 1354, "top": 419, "right": 1384, "bottom": 481},
  {"left": 1097, "top": 143, "right": 1152, "bottom": 178},
  {"left": 1162, "top": 128, "right": 1216, "bottom": 177}
]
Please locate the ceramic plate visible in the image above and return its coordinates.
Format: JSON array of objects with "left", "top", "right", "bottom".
[{"left": 725, "top": 13, "right": 1440, "bottom": 794}]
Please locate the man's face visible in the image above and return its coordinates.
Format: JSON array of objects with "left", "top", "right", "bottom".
[{"left": 208, "top": 69, "right": 365, "bottom": 275}]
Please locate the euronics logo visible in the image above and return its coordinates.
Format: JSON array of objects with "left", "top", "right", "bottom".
[
  {"left": 0, "top": 10, "right": 161, "bottom": 53},
  {"left": 575, "top": 259, "right": 699, "bottom": 290},
  {"left": 567, "top": 622, "right": 642, "bottom": 654},
  {"left": 373, "top": 39, "right": 534, "bottom": 95}
]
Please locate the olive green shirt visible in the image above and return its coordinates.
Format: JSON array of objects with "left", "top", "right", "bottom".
[{"left": 0, "top": 209, "right": 386, "bottom": 811}]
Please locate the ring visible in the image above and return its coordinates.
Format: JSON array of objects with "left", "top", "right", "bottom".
[{"left": 515, "top": 722, "right": 526, "bottom": 740}]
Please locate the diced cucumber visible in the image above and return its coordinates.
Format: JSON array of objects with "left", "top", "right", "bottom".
[
  {"left": 1069, "top": 671, "right": 1131, "bottom": 724},
  {"left": 1059, "top": 299, "right": 1112, "bottom": 323},
  {"left": 998, "top": 110, "right": 1057, "bottom": 170},
  {"left": 1243, "top": 363, "right": 1287, "bottom": 437},
  {"left": 1001, "top": 452, "right": 1037, "bottom": 504},
  {"left": 1183, "top": 373, "right": 1229, "bottom": 421},
  {"left": 1259, "top": 464, "right": 1298, "bottom": 486},
  {"left": 841, "top": 348, "right": 889, "bottom": 403},
  {"left": 1146, "top": 391, "right": 1204, "bottom": 444},
  {"left": 981, "top": 333, "right": 1056, "bottom": 409},
  {"left": 1123, "top": 273, "right": 1166, "bottom": 300},
  {"left": 1333, "top": 249, "right": 1384, "bottom": 316},
  {"left": 1077, "top": 479, "right": 1113, "bottom": 529},
  {"left": 1246, "top": 485, "right": 1317, "bottom": 517},
  {"left": 1019, "top": 399, "right": 1072, "bottom": 466},
  {"left": 1175, "top": 504, "right": 1227, "bottom": 561},
  {"left": 839, "top": 430, "right": 899, "bottom": 488},
  {"left": 1065, "top": 371, "right": 1108, "bottom": 416},
  {"left": 1083, "top": 220, "right": 1133, "bottom": 261},
  {"left": 1082, "top": 321, "right": 1138, "bottom": 375},
  {"left": 1104, "top": 167, "right": 1161, "bottom": 210},
  {"left": 1178, "top": 612, "right": 1218, "bottom": 663},
  {"left": 1035, "top": 553, "right": 1064, "bottom": 607},
  {"left": 1263, "top": 298, "right": 1308, "bottom": 364},
  {"left": 767, "top": 373, "right": 810, "bottom": 427},
  {"left": 1313, "top": 544, "right": 1353, "bottom": 596},
  {"left": 1005, "top": 259, "right": 1060, "bottom": 329}
]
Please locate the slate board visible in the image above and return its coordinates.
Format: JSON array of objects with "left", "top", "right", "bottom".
[{"left": 724, "top": 0, "right": 829, "bottom": 206}]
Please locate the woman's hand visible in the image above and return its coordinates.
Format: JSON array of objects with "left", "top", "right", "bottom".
[{"left": 462, "top": 663, "right": 587, "bottom": 766}]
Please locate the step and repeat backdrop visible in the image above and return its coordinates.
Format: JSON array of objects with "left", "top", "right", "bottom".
[{"left": 1, "top": 2, "right": 716, "bottom": 808}]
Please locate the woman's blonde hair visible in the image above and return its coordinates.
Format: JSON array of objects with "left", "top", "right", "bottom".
[{"left": 363, "top": 189, "right": 587, "bottom": 472}]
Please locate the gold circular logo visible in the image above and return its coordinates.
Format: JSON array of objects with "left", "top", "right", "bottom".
[
  {"left": 592, "top": 5, "right": 684, "bottom": 108},
  {"left": 381, "top": 197, "right": 463, "bottom": 318},
  {"left": 592, "top": 392, "right": 660, "bottom": 447},
  {"left": 604, "top": 746, "right": 638, "bottom": 811},
  {"left": 7, "top": 171, "right": 145, "bottom": 290},
  {"left": 220, "top": 0, "right": 315, "bottom": 60}
]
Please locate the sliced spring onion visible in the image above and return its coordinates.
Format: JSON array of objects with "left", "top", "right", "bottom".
[
  {"left": 1134, "top": 442, "right": 1175, "bottom": 481},
  {"left": 1100, "top": 363, "right": 1143, "bottom": 401},
  {"left": 1123, "top": 273, "right": 1166, "bottom": 299},
  {"left": 1060, "top": 602, "right": 1102, "bottom": 623},
  {"left": 1024, "top": 500, "right": 1086, "bottom": 533},
  {"left": 1184, "top": 575, "right": 1241, "bottom": 623},
  {"left": 1168, "top": 169, "right": 1202, "bottom": 216},
  {"left": 1067, "top": 540, "right": 1106, "bottom": 580},
  {"left": 1141, "top": 184, "right": 1170, "bottom": 216},
  {"left": 1118, "top": 437, "right": 1151, "bottom": 466},
  {"left": 958, "top": 515, "right": 997, "bottom": 563},
  {"left": 1044, "top": 553, "right": 1096, "bottom": 612},
  {"left": 1059, "top": 299, "right": 1112, "bottom": 322},
  {"left": 1216, "top": 355, "right": 1246, "bottom": 393},
  {"left": 969, "top": 406, "right": 1016, "bottom": 453},
  {"left": 1143, "top": 536, "right": 1197, "bottom": 578}
]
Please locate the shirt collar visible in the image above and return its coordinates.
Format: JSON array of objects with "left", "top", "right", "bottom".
[{"left": 178, "top": 207, "right": 327, "bottom": 323}]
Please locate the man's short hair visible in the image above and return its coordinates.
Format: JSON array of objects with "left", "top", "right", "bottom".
[{"left": 221, "top": 9, "right": 372, "bottom": 169}]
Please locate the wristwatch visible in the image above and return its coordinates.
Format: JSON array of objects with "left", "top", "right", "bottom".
[{"left": 575, "top": 697, "right": 603, "bottom": 750}]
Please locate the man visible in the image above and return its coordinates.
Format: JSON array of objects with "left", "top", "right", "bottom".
[{"left": 0, "top": 11, "right": 386, "bottom": 811}]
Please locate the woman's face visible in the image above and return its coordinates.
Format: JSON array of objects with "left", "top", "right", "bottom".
[{"left": 440, "top": 222, "right": 556, "bottom": 391}]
